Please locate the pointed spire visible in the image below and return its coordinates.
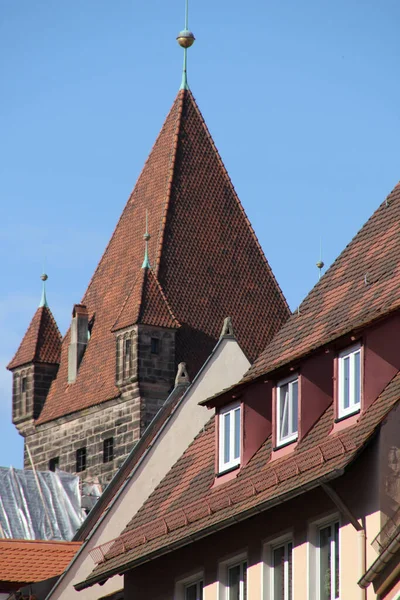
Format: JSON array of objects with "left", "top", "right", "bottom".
[
  {"left": 141, "top": 211, "right": 151, "bottom": 269},
  {"left": 316, "top": 238, "right": 324, "bottom": 280},
  {"left": 39, "top": 273, "right": 49, "bottom": 308},
  {"left": 176, "top": 0, "right": 195, "bottom": 90}
]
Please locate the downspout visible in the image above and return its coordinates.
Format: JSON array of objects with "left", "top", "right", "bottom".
[{"left": 321, "top": 483, "right": 366, "bottom": 600}]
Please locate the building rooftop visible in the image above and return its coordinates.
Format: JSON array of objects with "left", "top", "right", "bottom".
[
  {"left": 0, "top": 539, "right": 81, "bottom": 585},
  {"left": 34, "top": 88, "right": 289, "bottom": 425}
]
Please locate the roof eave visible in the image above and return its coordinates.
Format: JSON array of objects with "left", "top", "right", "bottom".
[{"left": 75, "top": 468, "right": 345, "bottom": 591}]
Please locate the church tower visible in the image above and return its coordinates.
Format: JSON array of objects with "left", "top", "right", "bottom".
[{"left": 9, "top": 21, "right": 290, "bottom": 485}]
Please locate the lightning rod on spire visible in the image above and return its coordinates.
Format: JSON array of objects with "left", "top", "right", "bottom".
[
  {"left": 142, "top": 210, "right": 151, "bottom": 269},
  {"left": 177, "top": 0, "right": 195, "bottom": 91}
]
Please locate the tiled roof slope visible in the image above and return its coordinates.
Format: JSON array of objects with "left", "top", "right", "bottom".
[
  {"left": 0, "top": 539, "right": 81, "bottom": 583},
  {"left": 8, "top": 306, "right": 62, "bottom": 370},
  {"left": 243, "top": 182, "right": 400, "bottom": 381},
  {"left": 36, "top": 89, "right": 289, "bottom": 424},
  {"left": 82, "top": 372, "right": 400, "bottom": 586},
  {"left": 113, "top": 268, "right": 179, "bottom": 331}
]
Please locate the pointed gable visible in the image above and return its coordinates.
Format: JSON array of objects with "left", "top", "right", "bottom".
[
  {"left": 37, "top": 89, "right": 289, "bottom": 424},
  {"left": 7, "top": 306, "right": 62, "bottom": 370},
  {"left": 244, "top": 182, "right": 400, "bottom": 381},
  {"left": 113, "top": 269, "right": 179, "bottom": 331}
]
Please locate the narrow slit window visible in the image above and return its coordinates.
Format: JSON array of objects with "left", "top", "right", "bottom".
[
  {"left": 123, "top": 338, "right": 132, "bottom": 379},
  {"left": 151, "top": 337, "right": 160, "bottom": 355},
  {"left": 76, "top": 447, "right": 87, "bottom": 473},
  {"left": 276, "top": 376, "right": 298, "bottom": 447},
  {"left": 103, "top": 438, "right": 114, "bottom": 463},
  {"left": 21, "top": 377, "right": 27, "bottom": 393},
  {"left": 49, "top": 457, "right": 59, "bottom": 472}
]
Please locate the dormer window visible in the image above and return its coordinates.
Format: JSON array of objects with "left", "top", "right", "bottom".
[
  {"left": 219, "top": 402, "right": 241, "bottom": 473},
  {"left": 338, "top": 344, "right": 361, "bottom": 418},
  {"left": 276, "top": 375, "right": 298, "bottom": 447}
]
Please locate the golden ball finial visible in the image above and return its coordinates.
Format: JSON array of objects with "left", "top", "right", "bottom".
[
  {"left": 316, "top": 260, "right": 324, "bottom": 270},
  {"left": 41, "top": 273, "right": 48, "bottom": 282},
  {"left": 177, "top": 29, "right": 195, "bottom": 48}
]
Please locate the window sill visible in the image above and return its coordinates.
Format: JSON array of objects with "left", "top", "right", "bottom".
[
  {"left": 270, "top": 439, "right": 298, "bottom": 462},
  {"left": 330, "top": 410, "right": 360, "bottom": 434},
  {"left": 212, "top": 464, "right": 240, "bottom": 488}
]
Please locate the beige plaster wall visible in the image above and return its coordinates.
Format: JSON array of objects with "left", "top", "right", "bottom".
[{"left": 46, "top": 337, "right": 250, "bottom": 600}]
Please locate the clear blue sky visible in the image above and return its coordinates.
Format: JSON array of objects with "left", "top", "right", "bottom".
[{"left": 1, "top": 0, "right": 399, "bottom": 468}]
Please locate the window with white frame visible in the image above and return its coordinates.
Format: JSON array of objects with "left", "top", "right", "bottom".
[
  {"left": 219, "top": 402, "right": 241, "bottom": 472},
  {"left": 227, "top": 561, "right": 247, "bottom": 600},
  {"left": 184, "top": 579, "right": 203, "bottom": 600},
  {"left": 276, "top": 376, "right": 298, "bottom": 447},
  {"left": 271, "top": 540, "right": 293, "bottom": 600},
  {"left": 338, "top": 344, "right": 361, "bottom": 418},
  {"left": 317, "top": 521, "right": 339, "bottom": 600}
]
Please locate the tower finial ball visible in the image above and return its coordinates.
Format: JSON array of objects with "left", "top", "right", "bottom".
[
  {"left": 177, "top": 30, "right": 195, "bottom": 48},
  {"left": 41, "top": 273, "right": 48, "bottom": 281}
]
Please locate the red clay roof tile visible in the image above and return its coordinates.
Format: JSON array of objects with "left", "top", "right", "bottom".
[
  {"left": 83, "top": 372, "right": 400, "bottom": 584},
  {"left": 0, "top": 539, "right": 81, "bottom": 584},
  {"left": 35, "top": 89, "right": 289, "bottom": 424},
  {"left": 242, "top": 182, "right": 400, "bottom": 382},
  {"left": 7, "top": 306, "right": 62, "bottom": 370}
]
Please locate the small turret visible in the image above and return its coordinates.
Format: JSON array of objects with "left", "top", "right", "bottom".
[{"left": 7, "top": 275, "right": 62, "bottom": 431}]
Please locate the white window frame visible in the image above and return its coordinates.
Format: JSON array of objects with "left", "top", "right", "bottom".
[
  {"left": 218, "top": 401, "right": 241, "bottom": 473},
  {"left": 276, "top": 375, "right": 299, "bottom": 447},
  {"left": 175, "top": 571, "right": 204, "bottom": 600},
  {"left": 263, "top": 533, "right": 294, "bottom": 600},
  {"left": 307, "top": 515, "right": 340, "bottom": 600},
  {"left": 218, "top": 552, "right": 247, "bottom": 600},
  {"left": 338, "top": 343, "right": 361, "bottom": 418}
]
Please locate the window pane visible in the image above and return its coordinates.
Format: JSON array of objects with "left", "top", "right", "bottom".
[
  {"left": 234, "top": 408, "right": 240, "bottom": 459},
  {"left": 288, "top": 542, "right": 293, "bottom": 600},
  {"left": 334, "top": 523, "right": 339, "bottom": 599},
  {"left": 273, "top": 546, "right": 285, "bottom": 600},
  {"left": 228, "top": 565, "right": 240, "bottom": 600},
  {"left": 224, "top": 412, "right": 231, "bottom": 464},
  {"left": 343, "top": 357, "right": 350, "bottom": 409},
  {"left": 319, "top": 526, "right": 332, "bottom": 600},
  {"left": 280, "top": 384, "right": 289, "bottom": 439},
  {"left": 291, "top": 381, "right": 298, "bottom": 435},
  {"left": 353, "top": 351, "right": 360, "bottom": 407},
  {"left": 185, "top": 583, "right": 197, "bottom": 600},
  {"left": 243, "top": 561, "right": 247, "bottom": 600}
]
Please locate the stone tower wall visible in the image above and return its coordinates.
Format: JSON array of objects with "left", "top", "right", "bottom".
[{"left": 21, "top": 325, "right": 177, "bottom": 486}]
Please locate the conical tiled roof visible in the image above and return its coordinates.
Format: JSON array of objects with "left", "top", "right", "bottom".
[
  {"left": 243, "top": 182, "right": 400, "bottom": 382},
  {"left": 113, "top": 268, "right": 180, "bottom": 331},
  {"left": 36, "top": 88, "right": 289, "bottom": 424},
  {"left": 7, "top": 306, "right": 62, "bottom": 370}
]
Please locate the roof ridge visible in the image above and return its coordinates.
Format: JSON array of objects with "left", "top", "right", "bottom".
[
  {"left": 111, "top": 269, "right": 145, "bottom": 332},
  {"left": 153, "top": 90, "right": 185, "bottom": 275}
]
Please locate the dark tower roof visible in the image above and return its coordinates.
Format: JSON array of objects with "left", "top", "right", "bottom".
[
  {"left": 35, "top": 88, "right": 289, "bottom": 424},
  {"left": 7, "top": 306, "right": 62, "bottom": 370}
]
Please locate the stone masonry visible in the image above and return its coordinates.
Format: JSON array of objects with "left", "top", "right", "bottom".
[{"left": 17, "top": 324, "right": 177, "bottom": 486}]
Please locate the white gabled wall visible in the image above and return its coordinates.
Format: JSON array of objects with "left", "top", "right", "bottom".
[{"left": 47, "top": 337, "right": 250, "bottom": 600}]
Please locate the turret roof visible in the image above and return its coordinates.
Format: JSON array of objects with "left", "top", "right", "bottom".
[
  {"left": 36, "top": 88, "right": 289, "bottom": 424},
  {"left": 7, "top": 305, "right": 62, "bottom": 370}
]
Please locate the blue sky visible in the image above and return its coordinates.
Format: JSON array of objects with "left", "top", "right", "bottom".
[{"left": 1, "top": 0, "right": 399, "bottom": 468}]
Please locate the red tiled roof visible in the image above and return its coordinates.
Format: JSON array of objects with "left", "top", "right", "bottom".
[
  {"left": 7, "top": 306, "right": 62, "bottom": 370},
  {"left": 81, "top": 372, "right": 400, "bottom": 587},
  {"left": 36, "top": 89, "right": 289, "bottom": 424},
  {"left": 113, "top": 268, "right": 179, "bottom": 331},
  {"left": 242, "top": 182, "right": 400, "bottom": 382},
  {"left": 0, "top": 539, "right": 81, "bottom": 584}
]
